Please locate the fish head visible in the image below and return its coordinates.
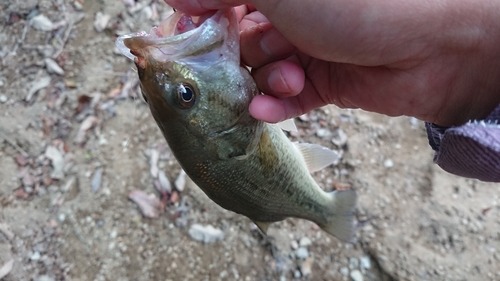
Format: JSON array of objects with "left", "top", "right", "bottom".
[{"left": 116, "top": 9, "right": 263, "bottom": 159}]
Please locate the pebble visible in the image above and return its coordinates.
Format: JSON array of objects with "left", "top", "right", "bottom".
[
  {"left": 94, "top": 12, "right": 111, "bottom": 32},
  {"left": 409, "top": 117, "right": 420, "bottom": 127},
  {"left": 350, "top": 269, "right": 363, "bottom": 281},
  {"left": 175, "top": 170, "right": 187, "bottom": 192},
  {"left": 359, "top": 256, "right": 371, "bottom": 269},
  {"left": 188, "top": 224, "right": 224, "bottom": 243},
  {"left": 300, "top": 257, "right": 314, "bottom": 276},
  {"left": 290, "top": 240, "right": 299, "bottom": 250},
  {"left": 97, "top": 220, "right": 104, "bottom": 227},
  {"left": 340, "top": 267, "right": 349, "bottom": 276},
  {"left": 29, "top": 14, "right": 53, "bottom": 31},
  {"left": 219, "top": 270, "right": 228, "bottom": 279},
  {"left": 91, "top": 168, "right": 103, "bottom": 192},
  {"left": 383, "top": 159, "right": 394, "bottom": 168},
  {"left": 293, "top": 270, "right": 301, "bottom": 278},
  {"left": 0, "top": 95, "right": 7, "bottom": 103},
  {"left": 30, "top": 251, "right": 41, "bottom": 261},
  {"left": 295, "top": 247, "right": 309, "bottom": 259},
  {"left": 349, "top": 257, "right": 359, "bottom": 269},
  {"left": 35, "top": 275, "right": 55, "bottom": 281},
  {"left": 331, "top": 128, "right": 348, "bottom": 147},
  {"left": 316, "top": 128, "right": 331, "bottom": 138},
  {"left": 57, "top": 213, "right": 66, "bottom": 222},
  {"left": 157, "top": 170, "right": 172, "bottom": 193},
  {"left": 299, "top": 237, "right": 312, "bottom": 247},
  {"left": 44, "top": 58, "right": 64, "bottom": 75}
]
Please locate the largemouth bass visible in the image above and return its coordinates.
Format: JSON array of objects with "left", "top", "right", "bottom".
[{"left": 116, "top": 8, "right": 357, "bottom": 241}]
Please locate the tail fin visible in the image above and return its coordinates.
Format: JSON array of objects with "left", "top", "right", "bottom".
[{"left": 320, "top": 189, "right": 357, "bottom": 242}]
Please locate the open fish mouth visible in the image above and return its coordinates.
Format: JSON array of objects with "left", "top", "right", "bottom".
[{"left": 115, "top": 10, "right": 234, "bottom": 66}]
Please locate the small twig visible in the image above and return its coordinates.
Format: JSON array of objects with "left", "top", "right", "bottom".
[
  {"left": 0, "top": 223, "right": 15, "bottom": 240},
  {"left": 68, "top": 214, "right": 90, "bottom": 254},
  {"left": 52, "top": 19, "right": 74, "bottom": 59},
  {"left": 12, "top": 21, "right": 29, "bottom": 54},
  {"left": 0, "top": 132, "right": 29, "bottom": 157}
]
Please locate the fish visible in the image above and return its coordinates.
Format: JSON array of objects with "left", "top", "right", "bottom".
[{"left": 116, "top": 8, "right": 357, "bottom": 241}]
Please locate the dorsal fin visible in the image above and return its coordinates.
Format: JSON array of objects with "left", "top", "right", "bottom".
[
  {"left": 294, "top": 142, "right": 341, "bottom": 173},
  {"left": 277, "top": 119, "right": 297, "bottom": 132}
]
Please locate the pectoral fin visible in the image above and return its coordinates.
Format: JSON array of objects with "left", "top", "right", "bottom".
[
  {"left": 294, "top": 142, "right": 341, "bottom": 173},
  {"left": 253, "top": 221, "right": 271, "bottom": 234},
  {"left": 258, "top": 129, "right": 279, "bottom": 178}
]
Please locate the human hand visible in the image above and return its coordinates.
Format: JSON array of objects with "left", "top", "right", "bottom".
[{"left": 164, "top": 0, "right": 500, "bottom": 126}]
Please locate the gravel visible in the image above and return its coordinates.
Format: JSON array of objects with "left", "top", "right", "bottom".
[
  {"left": 295, "top": 247, "right": 309, "bottom": 259},
  {"left": 350, "top": 269, "right": 363, "bottom": 281},
  {"left": 188, "top": 224, "right": 225, "bottom": 243}
]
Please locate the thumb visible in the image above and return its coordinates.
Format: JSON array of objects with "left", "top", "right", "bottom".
[{"left": 163, "top": 0, "right": 251, "bottom": 15}]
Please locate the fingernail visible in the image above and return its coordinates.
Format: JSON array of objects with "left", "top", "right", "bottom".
[
  {"left": 268, "top": 67, "right": 290, "bottom": 93},
  {"left": 260, "top": 28, "right": 294, "bottom": 56}
]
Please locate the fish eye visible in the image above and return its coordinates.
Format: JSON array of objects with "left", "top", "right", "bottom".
[{"left": 177, "top": 83, "right": 195, "bottom": 109}]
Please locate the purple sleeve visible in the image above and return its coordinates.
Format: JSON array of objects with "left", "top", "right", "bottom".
[{"left": 425, "top": 104, "right": 500, "bottom": 182}]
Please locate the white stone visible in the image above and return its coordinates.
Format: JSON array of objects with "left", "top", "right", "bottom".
[
  {"left": 350, "top": 269, "right": 363, "bottom": 281},
  {"left": 299, "top": 237, "right": 312, "bottom": 247},
  {"left": 360, "top": 256, "right": 371, "bottom": 269},
  {"left": 30, "top": 14, "right": 53, "bottom": 31},
  {"left": 188, "top": 224, "right": 224, "bottom": 243},
  {"left": 295, "top": 247, "right": 309, "bottom": 259}
]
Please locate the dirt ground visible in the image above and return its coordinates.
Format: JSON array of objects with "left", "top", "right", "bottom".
[{"left": 1, "top": 1, "right": 499, "bottom": 281}]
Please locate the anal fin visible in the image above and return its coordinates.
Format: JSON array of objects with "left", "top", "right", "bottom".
[{"left": 253, "top": 221, "right": 271, "bottom": 234}]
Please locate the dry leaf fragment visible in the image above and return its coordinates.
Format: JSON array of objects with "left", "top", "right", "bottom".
[
  {"left": 94, "top": 12, "right": 111, "bottom": 32},
  {"left": 45, "top": 145, "right": 65, "bottom": 180},
  {"left": 128, "top": 190, "right": 162, "bottom": 218},
  {"left": 75, "top": 94, "right": 92, "bottom": 115},
  {"left": 0, "top": 259, "right": 14, "bottom": 279},
  {"left": 14, "top": 188, "right": 29, "bottom": 199},
  {"left": 26, "top": 76, "right": 51, "bottom": 102},
  {"left": 30, "top": 14, "right": 53, "bottom": 31},
  {"left": 44, "top": 58, "right": 64, "bottom": 75},
  {"left": 0, "top": 223, "right": 15, "bottom": 240},
  {"left": 15, "top": 154, "right": 28, "bottom": 166},
  {"left": 74, "top": 116, "right": 98, "bottom": 144}
]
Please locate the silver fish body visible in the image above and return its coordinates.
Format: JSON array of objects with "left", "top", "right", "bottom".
[{"left": 117, "top": 9, "right": 357, "bottom": 241}]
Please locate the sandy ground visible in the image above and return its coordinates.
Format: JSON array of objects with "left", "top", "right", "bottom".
[{"left": 1, "top": 1, "right": 499, "bottom": 281}]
